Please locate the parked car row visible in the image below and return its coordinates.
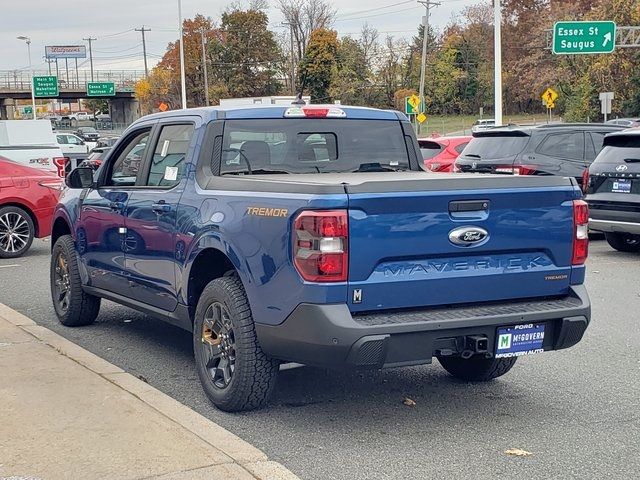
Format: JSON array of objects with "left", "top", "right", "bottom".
[{"left": 420, "top": 122, "right": 639, "bottom": 253}]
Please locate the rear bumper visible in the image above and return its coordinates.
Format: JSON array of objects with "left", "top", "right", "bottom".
[
  {"left": 589, "top": 218, "right": 640, "bottom": 235},
  {"left": 256, "top": 285, "right": 591, "bottom": 369},
  {"left": 588, "top": 200, "right": 640, "bottom": 234}
]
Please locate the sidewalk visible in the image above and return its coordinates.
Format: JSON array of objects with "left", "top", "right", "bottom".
[{"left": 0, "top": 303, "right": 299, "bottom": 480}]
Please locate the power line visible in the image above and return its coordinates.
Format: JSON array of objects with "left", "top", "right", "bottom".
[
  {"left": 336, "top": 1, "right": 414, "bottom": 19},
  {"left": 334, "top": 6, "right": 419, "bottom": 23}
]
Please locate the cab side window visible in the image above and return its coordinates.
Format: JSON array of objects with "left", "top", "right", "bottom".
[
  {"left": 537, "top": 132, "right": 584, "bottom": 161},
  {"left": 107, "top": 131, "right": 150, "bottom": 187},
  {"left": 147, "top": 124, "right": 194, "bottom": 187}
]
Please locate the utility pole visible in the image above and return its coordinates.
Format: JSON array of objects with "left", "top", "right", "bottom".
[
  {"left": 282, "top": 22, "right": 296, "bottom": 95},
  {"left": 200, "top": 30, "right": 210, "bottom": 106},
  {"left": 135, "top": 27, "right": 151, "bottom": 77},
  {"left": 417, "top": 1, "right": 440, "bottom": 133},
  {"left": 83, "top": 36, "right": 96, "bottom": 81},
  {"left": 493, "top": 0, "right": 503, "bottom": 126}
]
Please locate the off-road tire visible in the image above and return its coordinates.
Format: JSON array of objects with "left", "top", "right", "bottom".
[
  {"left": 438, "top": 355, "right": 517, "bottom": 381},
  {"left": 51, "top": 235, "right": 101, "bottom": 326},
  {"left": 604, "top": 232, "right": 640, "bottom": 253},
  {"left": 193, "top": 275, "right": 279, "bottom": 412},
  {"left": 0, "top": 206, "right": 34, "bottom": 258}
]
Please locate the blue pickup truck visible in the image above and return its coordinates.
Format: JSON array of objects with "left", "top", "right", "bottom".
[{"left": 50, "top": 104, "right": 591, "bottom": 411}]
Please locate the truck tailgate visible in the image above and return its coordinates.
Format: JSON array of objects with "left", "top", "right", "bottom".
[{"left": 345, "top": 173, "right": 581, "bottom": 312}]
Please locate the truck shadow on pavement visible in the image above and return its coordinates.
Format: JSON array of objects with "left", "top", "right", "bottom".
[{"left": 93, "top": 305, "right": 553, "bottom": 431}]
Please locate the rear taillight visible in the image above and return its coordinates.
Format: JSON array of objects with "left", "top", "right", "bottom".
[
  {"left": 293, "top": 210, "right": 348, "bottom": 282},
  {"left": 53, "top": 157, "right": 66, "bottom": 178},
  {"left": 572, "top": 200, "right": 589, "bottom": 265}
]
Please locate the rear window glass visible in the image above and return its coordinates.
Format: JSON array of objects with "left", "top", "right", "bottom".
[
  {"left": 461, "top": 135, "right": 529, "bottom": 159},
  {"left": 454, "top": 142, "right": 469, "bottom": 154},
  {"left": 594, "top": 136, "right": 640, "bottom": 165},
  {"left": 419, "top": 140, "right": 443, "bottom": 160},
  {"left": 220, "top": 119, "right": 409, "bottom": 175}
]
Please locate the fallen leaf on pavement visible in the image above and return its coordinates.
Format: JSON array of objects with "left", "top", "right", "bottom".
[
  {"left": 402, "top": 397, "right": 416, "bottom": 407},
  {"left": 505, "top": 448, "right": 533, "bottom": 457}
]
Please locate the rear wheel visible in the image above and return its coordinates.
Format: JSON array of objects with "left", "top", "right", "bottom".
[
  {"left": 51, "top": 235, "right": 101, "bottom": 326},
  {"left": 438, "top": 355, "right": 517, "bottom": 381},
  {"left": 193, "top": 275, "right": 279, "bottom": 412},
  {"left": 604, "top": 232, "right": 640, "bottom": 253},
  {"left": 0, "top": 206, "right": 34, "bottom": 258}
]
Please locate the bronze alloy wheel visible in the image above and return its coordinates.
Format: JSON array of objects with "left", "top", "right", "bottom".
[
  {"left": 200, "top": 302, "right": 236, "bottom": 389},
  {"left": 53, "top": 251, "right": 71, "bottom": 313}
]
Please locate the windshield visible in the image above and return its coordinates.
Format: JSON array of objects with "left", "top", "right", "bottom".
[
  {"left": 220, "top": 119, "right": 410, "bottom": 175},
  {"left": 462, "top": 135, "right": 529, "bottom": 159}
]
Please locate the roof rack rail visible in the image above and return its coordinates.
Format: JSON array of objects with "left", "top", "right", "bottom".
[{"left": 535, "top": 122, "right": 614, "bottom": 128}]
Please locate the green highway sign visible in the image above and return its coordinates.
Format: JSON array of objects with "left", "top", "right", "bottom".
[
  {"left": 87, "top": 82, "right": 115, "bottom": 96},
  {"left": 24, "top": 106, "right": 33, "bottom": 114},
  {"left": 553, "top": 21, "right": 616, "bottom": 55},
  {"left": 405, "top": 95, "right": 421, "bottom": 115},
  {"left": 33, "top": 75, "right": 59, "bottom": 97}
]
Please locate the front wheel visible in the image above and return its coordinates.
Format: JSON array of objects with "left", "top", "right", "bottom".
[
  {"left": 0, "top": 206, "right": 34, "bottom": 258},
  {"left": 605, "top": 232, "right": 640, "bottom": 253},
  {"left": 438, "top": 355, "right": 517, "bottom": 381},
  {"left": 193, "top": 275, "right": 279, "bottom": 412},
  {"left": 51, "top": 235, "right": 101, "bottom": 326}
]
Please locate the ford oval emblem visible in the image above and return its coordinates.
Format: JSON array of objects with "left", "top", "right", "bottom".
[
  {"left": 616, "top": 164, "right": 628, "bottom": 172},
  {"left": 449, "top": 226, "right": 489, "bottom": 247}
]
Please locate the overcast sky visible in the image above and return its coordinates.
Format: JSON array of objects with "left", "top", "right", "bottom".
[{"left": 1, "top": 0, "right": 480, "bottom": 72}]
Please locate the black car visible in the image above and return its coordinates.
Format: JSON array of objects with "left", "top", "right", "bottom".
[
  {"left": 79, "top": 147, "right": 111, "bottom": 171},
  {"left": 95, "top": 136, "right": 120, "bottom": 148},
  {"left": 456, "top": 123, "right": 625, "bottom": 181},
  {"left": 586, "top": 129, "right": 640, "bottom": 252},
  {"left": 75, "top": 127, "right": 100, "bottom": 142}
]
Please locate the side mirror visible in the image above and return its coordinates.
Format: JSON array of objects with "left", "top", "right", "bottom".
[{"left": 65, "top": 167, "right": 95, "bottom": 189}]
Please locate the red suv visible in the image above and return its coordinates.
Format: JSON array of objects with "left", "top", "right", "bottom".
[
  {"left": 419, "top": 136, "right": 472, "bottom": 172},
  {"left": 0, "top": 157, "right": 62, "bottom": 258}
]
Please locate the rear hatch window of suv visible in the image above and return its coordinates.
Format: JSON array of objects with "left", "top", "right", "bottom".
[
  {"left": 220, "top": 119, "right": 410, "bottom": 175},
  {"left": 461, "top": 132, "right": 529, "bottom": 161},
  {"left": 418, "top": 140, "right": 443, "bottom": 160}
]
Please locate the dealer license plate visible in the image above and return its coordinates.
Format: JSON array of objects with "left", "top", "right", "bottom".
[
  {"left": 612, "top": 179, "right": 632, "bottom": 194},
  {"left": 495, "top": 324, "right": 545, "bottom": 358}
]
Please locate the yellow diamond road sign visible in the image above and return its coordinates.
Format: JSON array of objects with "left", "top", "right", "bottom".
[
  {"left": 542, "top": 88, "right": 558, "bottom": 106},
  {"left": 408, "top": 95, "right": 421, "bottom": 110},
  {"left": 417, "top": 113, "right": 427, "bottom": 124}
]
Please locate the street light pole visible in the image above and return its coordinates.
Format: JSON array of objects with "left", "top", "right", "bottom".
[
  {"left": 178, "top": 0, "right": 187, "bottom": 109},
  {"left": 17, "top": 36, "right": 36, "bottom": 119},
  {"left": 493, "top": 0, "right": 503, "bottom": 126}
]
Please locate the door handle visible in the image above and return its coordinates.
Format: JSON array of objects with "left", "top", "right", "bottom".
[
  {"left": 109, "top": 201, "right": 125, "bottom": 211},
  {"left": 152, "top": 202, "right": 171, "bottom": 213}
]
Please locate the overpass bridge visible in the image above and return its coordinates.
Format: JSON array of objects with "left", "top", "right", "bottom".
[{"left": 0, "top": 70, "right": 144, "bottom": 125}]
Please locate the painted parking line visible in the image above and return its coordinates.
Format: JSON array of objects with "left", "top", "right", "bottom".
[{"left": 0, "top": 264, "right": 20, "bottom": 269}]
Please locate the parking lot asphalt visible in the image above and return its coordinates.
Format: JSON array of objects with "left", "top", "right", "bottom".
[{"left": 0, "top": 238, "right": 638, "bottom": 480}]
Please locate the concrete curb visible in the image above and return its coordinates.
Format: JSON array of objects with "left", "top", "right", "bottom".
[{"left": 0, "top": 302, "right": 300, "bottom": 480}]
